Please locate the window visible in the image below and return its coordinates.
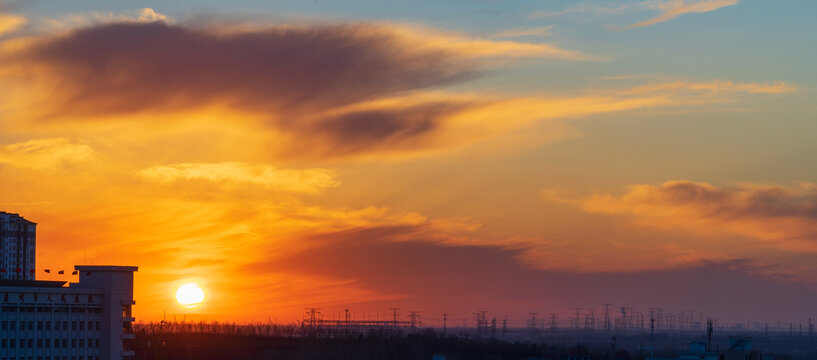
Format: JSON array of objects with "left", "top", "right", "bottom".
[
  {"left": 27, "top": 339, "right": 33, "bottom": 348},
  {"left": 71, "top": 339, "right": 76, "bottom": 348},
  {"left": 95, "top": 339, "right": 99, "bottom": 347},
  {"left": 71, "top": 321, "right": 77, "bottom": 330},
  {"left": 1, "top": 339, "right": 6, "bottom": 348},
  {"left": 45, "top": 339, "right": 50, "bottom": 348},
  {"left": 45, "top": 321, "right": 51, "bottom": 331},
  {"left": 62, "top": 321, "right": 68, "bottom": 330},
  {"left": 79, "top": 322, "right": 84, "bottom": 331},
  {"left": 54, "top": 321, "right": 60, "bottom": 330},
  {"left": 78, "top": 339, "right": 84, "bottom": 348},
  {"left": 1, "top": 321, "right": 6, "bottom": 330},
  {"left": 9, "top": 320, "right": 15, "bottom": 330},
  {"left": 28, "top": 321, "right": 33, "bottom": 330},
  {"left": 62, "top": 339, "right": 67, "bottom": 348},
  {"left": 37, "top": 339, "right": 42, "bottom": 348},
  {"left": 37, "top": 321, "right": 43, "bottom": 330}
]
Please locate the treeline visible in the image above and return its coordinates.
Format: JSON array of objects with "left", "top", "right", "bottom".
[{"left": 131, "top": 324, "right": 629, "bottom": 360}]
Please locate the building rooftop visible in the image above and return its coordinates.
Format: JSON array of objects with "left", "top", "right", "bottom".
[
  {"left": 75, "top": 265, "right": 138, "bottom": 272},
  {"left": 0, "top": 211, "right": 36, "bottom": 224}
]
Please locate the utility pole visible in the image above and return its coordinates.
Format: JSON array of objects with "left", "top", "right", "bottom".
[
  {"left": 491, "top": 318, "right": 497, "bottom": 338},
  {"left": 549, "top": 313, "right": 559, "bottom": 331},
  {"left": 502, "top": 317, "right": 508, "bottom": 340},
  {"left": 574, "top": 308, "right": 582, "bottom": 330},
  {"left": 443, "top": 313, "right": 447, "bottom": 335},
  {"left": 603, "top": 304, "right": 611, "bottom": 332},
  {"left": 706, "top": 318, "right": 714, "bottom": 352},
  {"left": 529, "top": 313, "right": 539, "bottom": 339}
]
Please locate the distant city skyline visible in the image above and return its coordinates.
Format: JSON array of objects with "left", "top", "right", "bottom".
[{"left": 0, "top": 0, "right": 815, "bottom": 324}]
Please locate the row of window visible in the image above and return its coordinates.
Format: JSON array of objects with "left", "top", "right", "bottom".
[
  {"left": 0, "top": 321, "right": 101, "bottom": 331},
  {"left": 1, "top": 307, "right": 102, "bottom": 313},
  {"left": 0, "top": 338, "right": 100, "bottom": 349}
]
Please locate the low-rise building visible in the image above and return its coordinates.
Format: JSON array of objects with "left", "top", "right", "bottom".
[{"left": 0, "top": 265, "right": 137, "bottom": 360}]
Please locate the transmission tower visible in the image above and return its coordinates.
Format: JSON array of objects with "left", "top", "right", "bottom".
[
  {"left": 390, "top": 308, "right": 400, "bottom": 327},
  {"left": 304, "top": 308, "right": 322, "bottom": 328},
  {"left": 490, "top": 318, "right": 497, "bottom": 338},
  {"left": 408, "top": 311, "right": 420, "bottom": 329}
]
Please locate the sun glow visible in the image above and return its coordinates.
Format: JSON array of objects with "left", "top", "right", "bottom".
[{"left": 176, "top": 283, "right": 205, "bottom": 308}]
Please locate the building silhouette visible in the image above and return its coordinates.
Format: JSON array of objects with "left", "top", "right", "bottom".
[
  {"left": 0, "top": 212, "right": 137, "bottom": 360},
  {"left": 0, "top": 212, "right": 37, "bottom": 281}
]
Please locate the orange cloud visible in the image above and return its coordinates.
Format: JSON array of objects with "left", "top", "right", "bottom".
[
  {"left": 0, "top": 12, "right": 25, "bottom": 36},
  {"left": 626, "top": 0, "right": 739, "bottom": 29},
  {"left": 547, "top": 181, "right": 817, "bottom": 251},
  {"left": 0, "top": 138, "right": 93, "bottom": 169},
  {"left": 138, "top": 162, "right": 339, "bottom": 194}
]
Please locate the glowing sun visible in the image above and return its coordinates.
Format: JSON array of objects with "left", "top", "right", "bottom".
[{"left": 176, "top": 283, "right": 205, "bottom": 308}]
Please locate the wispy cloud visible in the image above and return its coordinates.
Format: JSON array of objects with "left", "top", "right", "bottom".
[
  {"left": 490, "top": 25, "right": 552, "bottom": 38},
  {"left": 626, "top": 0, "right": 739, "bottom": 29},
  {"left": 624, "top": 79, "right": 798, "bottom": 95},
  {"left": 0, "top": 138, "right": 93, "bottom": 169},
  {"left": 533, "top": 0, "right": 740, "bottom": 29},
  {"left": 138, "top": 162, "right": 340, "bottom": 194},
  {"left": 531, "top": 3, "right": 637, "bottom": 19},
  {"left": 36, "top": 8, "right": 173, "bottom": 33}
]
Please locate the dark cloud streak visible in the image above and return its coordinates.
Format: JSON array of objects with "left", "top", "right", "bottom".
[{"left": 9, "top": 21, "right": 480, "bottom": 156}]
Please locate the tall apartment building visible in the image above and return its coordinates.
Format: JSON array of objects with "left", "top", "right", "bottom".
[{"left": 0, "top": 212, "right": 37, "bottom": 281}]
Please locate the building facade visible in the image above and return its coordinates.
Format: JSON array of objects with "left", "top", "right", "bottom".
[
  {"left": 0, "top": 267, "right": 137, "bottom": 360},
  {"left": 0, "top": 212, "right": 36, "bottom": 281}
]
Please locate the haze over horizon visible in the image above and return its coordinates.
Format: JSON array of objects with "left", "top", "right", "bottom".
[{"left": 0, "top": 0, "right": 815, "bottom": 326}]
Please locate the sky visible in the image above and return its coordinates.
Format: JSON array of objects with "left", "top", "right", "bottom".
[{"left": 0, "top": 0, "right": 816, "bottom": 327}]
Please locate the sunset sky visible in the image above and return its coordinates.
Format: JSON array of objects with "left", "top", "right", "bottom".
[{"left": 1, "top": 0, "right": 816, "bottom": 326}]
